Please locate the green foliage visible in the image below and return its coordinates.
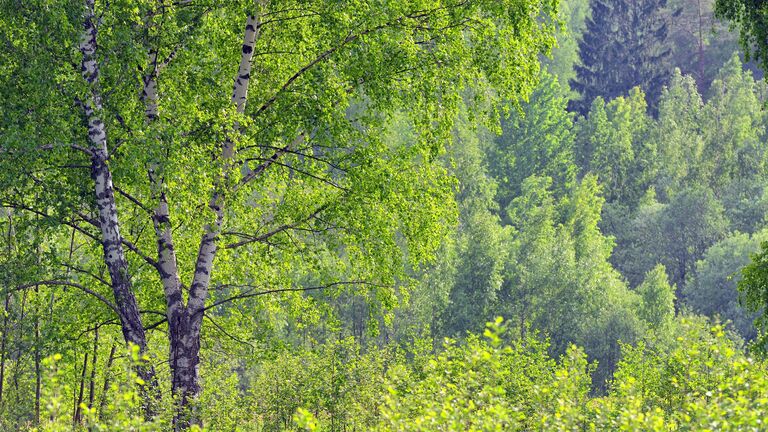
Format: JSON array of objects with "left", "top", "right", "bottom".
[
  {"left": 660, "top": 188, "right": 731, "bottom": 287},
  {"left": 702, "top": 53, "right": 768, "bottom": 189},
  {"left": 437, "top": 108, "right": 511, "bottom": 337},
  {"left": 299, "top": 318, "right": 768, "bottom": 431},
  {"left": 636, "top": 265, "right": 676, "bottom": 331},
  {"left": 721, "top": 178, "right": 768, "bottom": 234},
  {"left": 608, "top": 318, "right": 761, "bottom": 424},
  {"left": 652, "top": 70, "right": 707, "bottom": 198},
  {"left": 491, "top": 71, "right": 577, "bottom": 208},
  {"left": 574, "top": 88, "right": 650, "bottom": 203},
  {"left": 543, "top": 0, "right": 591, "bottom": 97},
  {"left": 737, "top": 237, "right": 768, "bottom": 352},
  {"left": 613, "top": 186, "right": 730, "bottom": 289},
  {"left": 0, "top": 0, "right": 563, "bottom": 426},
  {"left": 684, "top": 231, "right": 765, "bottom": 340},
  {"left": 715, "top": 0, "right": 768, "bottom": 77},
  {"left": 649, "top": 57, "right": 767, "bottom": 199},
  {"left": 33, "top": 349, "right": 175, "bottom": 432},
  {"left": 7, "top": 0, "right": 768, "bottom": 430},
  {"left": 378, "top": 318, "right": 593, "bottom": 431},
  {"left": 248, "top": 337, "right": 391, "bottom": 431},
  {"left": 499, "top": 175, "right": 644, "bottom": 388}
]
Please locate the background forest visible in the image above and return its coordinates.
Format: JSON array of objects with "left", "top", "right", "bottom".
[{"left": 3, "top": 0, "right": 768, "bottom": 430}]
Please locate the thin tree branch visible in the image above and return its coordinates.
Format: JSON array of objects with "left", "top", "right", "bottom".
[
  {"left": 114, "top": 186, "right": 152, "bottom": 214},
  {"left": 59, "top": 264, "right": 112, "bottom": 288},
  {"left": 250, "top": 2, "right": 471, "bottom": 118},
  {"left": 243, "top": 158, "right": 348, "bottom": 191},
  {"left": 203, "top": 313, "right": 255, "bottom": 349},
  {"left": 144, "top": 318, "right": 168, "bottom": 332},
  {"left": 200, "top": 281, "right": 391, "bottom": 315},
  {"left": 236, "top": 134, "right": 305, "bottom": 190},
  {"left": 1, "top": 202, "right": 101, "bottom": 242},
  {"left": 13, "top": 281, "right": 121, "bottom": 319},
  {"left": 223, "top": 204, "right": 329, "bottom": 249},
  {"left": 237, "top": 144, "right": 348, "bottom": 172},
  {"left": 73, "top": 210, "right": 159, "bottom": 269}
]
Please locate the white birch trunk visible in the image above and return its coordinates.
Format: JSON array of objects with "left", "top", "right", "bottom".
[
  {"left": 79, "top": 0, "right": 157, "bottom": 416},
  {"left": 172, "top": 11, "right": 262, "bottom": 429}
]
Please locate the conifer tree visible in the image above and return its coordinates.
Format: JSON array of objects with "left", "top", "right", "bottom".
[{"left": 569, "top": 0, "right": 673, "bottom": 115}]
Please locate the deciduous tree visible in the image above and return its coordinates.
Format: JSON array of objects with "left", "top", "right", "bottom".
[{"left": 0, "top": 0, "right": 558, "bottom": 427}]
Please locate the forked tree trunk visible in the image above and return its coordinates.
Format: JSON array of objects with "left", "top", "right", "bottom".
[
  {"left": 80, "top": 0, "right": 262, "bottom": 427},
  {"left": 169, "top": 12, "right": 262, "bottom": 429}
]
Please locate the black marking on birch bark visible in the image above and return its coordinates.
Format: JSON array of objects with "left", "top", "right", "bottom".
[
  {"left": 193, "top": 265, "right": 210, "bottom": 276},
  {"left": 101, "top": 238, "right": 120, "bottom": 247},
  {"left": 242, "top": 44, "right": 253, "bottom": 54},
  {"left": 167, "top": 291, "right": 183, "bottom": 306}
]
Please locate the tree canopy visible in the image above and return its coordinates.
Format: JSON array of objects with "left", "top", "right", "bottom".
[{"left": 4, "top": 0, "right": 768, "bottom": 430}]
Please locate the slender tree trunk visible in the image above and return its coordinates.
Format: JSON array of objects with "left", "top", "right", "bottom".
[
  {"left": 167, "top": 11, "right": 262, "bottom": 430},
  {"left": 0, "top": 293, "right": 9, "bottom": 406},
  {"left": 34, "top": 286, "right": 40, "bottom": 425},
  {"left": 78, "top": 0, "right": 157, "bottom": 415},
  {"left": 0, "top": 209, "right": 13, "bottom": 406},
  {"left": 139, "top": 13, "right": 189, "bottom": 425},
  {"left": 98, "top": 344, "right": 117, "bottom": 421},
  {"left": 696, "top": 0, "right": 705, "bottom": 88},
  {"left": 12, "top": 290, "right": 27, "bottom": 396},
  {"left": 88, "top": 327, "right": 99, "bottom": 410},
  {"left": 74, "top": 352, "right": 89, "bottom": 424}
]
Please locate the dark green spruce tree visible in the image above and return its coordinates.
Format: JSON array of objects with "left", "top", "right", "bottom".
[{"left": 569, "top": 0, "right": 673, "bottom": 115}]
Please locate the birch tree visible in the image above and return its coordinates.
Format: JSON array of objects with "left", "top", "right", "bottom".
[{"left": 0, "top": 0, "right": 558, "bottom": 428}]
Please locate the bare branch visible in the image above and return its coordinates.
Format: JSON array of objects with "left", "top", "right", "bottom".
[
  {"left": 1, "top": 202, "right": 101, "bottom": 243},
  {"left": 243, "top": 157, "right": 348, "bottom": 191},
  {"left": 13, "top": 281, "right": 122, "bottom": 319},
  {"left": 59, "top": 263, "right": 112, "bottom": 288},
  {"left": 114, "top": 186, "right": 152, "bottom": 214},
  {"left": 203, "top": 313, "right": 255, "bottom": 349},
  {"left": 200, "top": 281, "right": 391, "bottom": 315},
  {"left": 224, "top": 204, "right": 329, "bottom": 249},
  {"left": 237, "top": 144, "right": 348, "bottom": 172},
  {"left": 144, "top": 318, "right": 168, "bottom": 332},
  {"left": 74, "top": 210, "right": 159, "bottom": 268},
  {"left": 235, "top": 133, "right": 305, "bottom": 190}
]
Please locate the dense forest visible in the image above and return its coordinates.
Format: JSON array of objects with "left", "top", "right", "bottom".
[{"left": 3, "top": 0, "right": 768, "bottom": 430}]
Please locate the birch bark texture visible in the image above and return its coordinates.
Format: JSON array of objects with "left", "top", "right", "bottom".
[
  {"left": 77, "top": 0, "right": 157, "bottom": 408},
  {"left": 0, "top": 0, "right": 558, "bottom": 428}
]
